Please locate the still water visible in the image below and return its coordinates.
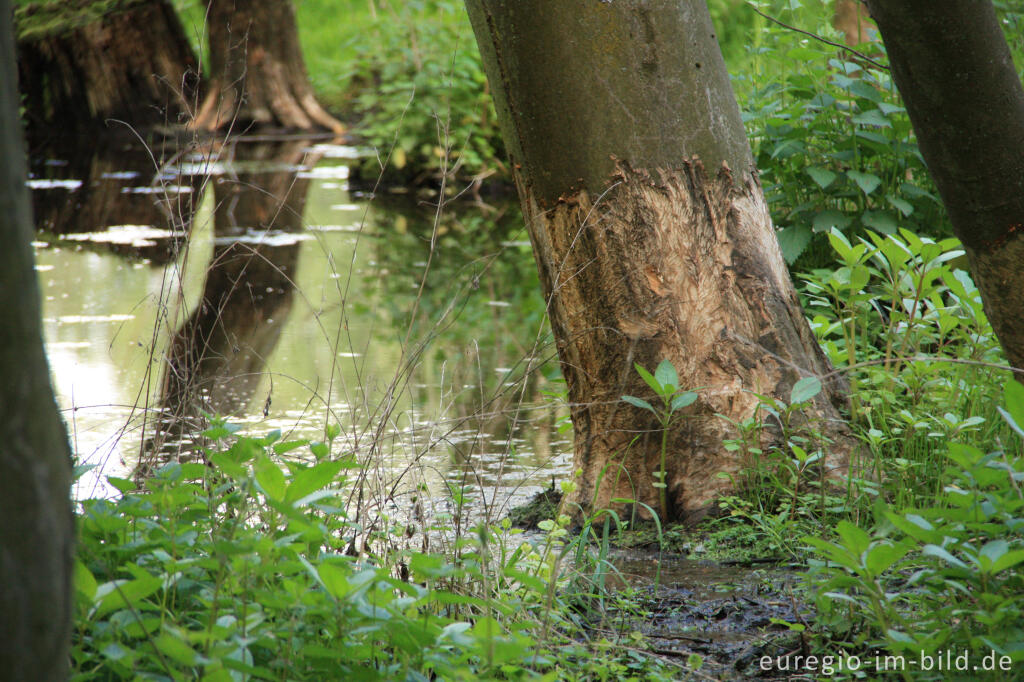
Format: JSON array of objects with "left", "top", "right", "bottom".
[{"left": 29, "top": 135, "right": 571, "bottom": 521}]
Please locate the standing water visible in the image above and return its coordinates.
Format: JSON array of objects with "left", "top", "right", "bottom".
[{"left": 29, "top": 135, "right": 571, "bottom": 522}]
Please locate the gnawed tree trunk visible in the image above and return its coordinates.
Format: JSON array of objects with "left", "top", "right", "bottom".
[
  {"left": 0, "top": 1, "right": 74, "bottom": 677},
  {"left": 15, "top": 0, "right": 199, "bottom": 141},
  {"left": 864, "top": 0, "right": 1024, "bottom": 376},
  {"left": 465, "top": 0, "right": 854, "bottom": 523},
  {"left": 193, "top": 0, "right": 343, "bottom": 133},
  {"left": 833, "top": 0, "right": 875, "bottom": 46}
]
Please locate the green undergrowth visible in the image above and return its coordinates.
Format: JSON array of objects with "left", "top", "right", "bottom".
[{"left": 72, "top": 420, "right": 680, "bottom": 681}]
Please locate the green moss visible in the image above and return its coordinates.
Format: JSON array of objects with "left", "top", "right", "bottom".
[{"left": 14, "top": 0, "right": 148, "bottom": 42}]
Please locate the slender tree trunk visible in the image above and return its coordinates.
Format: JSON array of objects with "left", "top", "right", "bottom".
[
  {"left": 15, "top": 0, "right": 199, "bottom": 141},
  {"left": 0, "top": 1, "right": 74, "bottom": 677},
  {"left": 864, "top": 0, "right": 1024, "bottom": 375},
  {"left": 833, "top": 0, "right": 874, "bottom": 46},
  {"left": 193, "top": 0, "right": 344, "bottom": 133},
  {"left": 465, "top": 0, "right": 854, "bottom": 523}
]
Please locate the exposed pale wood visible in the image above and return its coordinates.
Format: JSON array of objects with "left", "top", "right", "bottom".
[{"left": 466, "top": 0, "right": 855, "bottom": 522}]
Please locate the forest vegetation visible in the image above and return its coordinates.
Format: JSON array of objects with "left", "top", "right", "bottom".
[{"left": 5, "top": 0, "right": 1024, "bottom": 679}]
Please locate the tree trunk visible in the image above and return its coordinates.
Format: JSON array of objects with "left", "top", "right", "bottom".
[
  {"left": 465, "top": 0, "right": 854, "bottom": 523},
  {"left": 15, "top": 0, "right": 199, "bottom": 142},
  {"left": 864, "top": 0, "right": 1024, "bottom": 376},
  {"left": 193, "top": 0, "right": 344, "bottom": 133},
  {"left": 0, "top": 1, "right": 74, "bottom": 678},
  {"left": 833, "top": 0, "right": 875, "bottom": 46}
]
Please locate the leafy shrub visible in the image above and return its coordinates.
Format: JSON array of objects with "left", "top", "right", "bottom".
[
  {"left": 805, "top": 381, "right": 1024, "bottom": 678},
  {"left": 737, "top": 35, "right": 948, "bottom": 266},
  {"left": 344, "top": 0, "right": 505, "bottom": 188}
]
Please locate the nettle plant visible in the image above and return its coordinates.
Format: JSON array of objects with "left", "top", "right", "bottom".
[
  {"left": 805, "top": 380, "right": 1024, "bottom": 675},
  {"left": 736, "top": 23, "right": 949, "bottom": 266},
  {"left": 71, "top": 419, "right": 671, "bottom": 680}
]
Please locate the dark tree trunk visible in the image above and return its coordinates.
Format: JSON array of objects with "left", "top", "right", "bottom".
[
  {"left": 0, "top": 1, "right": 74, "bottom": 678},
  {"left": 142, "top": 139, "right": 312, "bottom": 467},
  {"left": 864, "top": 0, "right": 1024, "bottom": 375},
  {"left": 15, "top": 0, "right": 199, "bottom": 141},
  {"left": 465, "top": 0, "right": 855, "bottom": 523},
  {"left": 193, "top": 0, "right": 343, "bottom": 133}
]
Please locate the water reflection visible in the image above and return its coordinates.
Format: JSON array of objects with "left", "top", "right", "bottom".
[
  {"left": 30, "top": 134, "right": 572, "bottom": 515},
  {"left": 145, "top": 139, "right": 313, "bottom": 465},
  {"left": 29, "top": 137, "right": 201, "bottom": 263}
]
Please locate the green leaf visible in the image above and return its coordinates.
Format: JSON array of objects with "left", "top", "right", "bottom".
[
  {"left": 105, "top": 476, "right": 137, "bottom": 494},
  {"left": 254, "top": 455, "right": 287, "bottom": 502},
  {"left": 285, "top": 460, "right": 345, "bottom": 503},
  {"left": 922, "top": 544, "right": 968, "bottom": 570},
  {"left": 209, "top": 452, "right": 246, "bottom": 480},
  {"left": 671, "top": 391, "right": 698, "bottom": 411},
  {"left": 847, "top": 170, "right": 882, "bottom": 195},
  {"left": 886, "top": 512, "right": 942, "bottom": 544},
  {"left": 154, "top": 632, "right": 199, "bottom": 666},
  {"left": 886, "top": 195, "right": 914, "bottom": 217},
  {"left": 655, "top": 359, "right": 679, "bottom": 392},
  {"left": 806, "top": 166, "right": 836, "bottom": 189},
  {"left": 74, "top": 560, "right": 98, "bottom": 602},
  {"left": 815, "top": 210, "right": 853, "bottom": 234},
  {"left": 634, "top": 363, "right": 661, "bottom": 394},
  {"left": 622, "top": 395, "right": 656, "bottom": 414},
  {"left": 862, "top": 210, "right": 898, "bottom": 235},
  {"left": 1000, "top": 379, "right": 1024, "bottom": 437},
  {"left": 836, "top": 520, "right": 871, "bottom": 557},
  {"left": 865, "top": 542, "right": 910, "bottom": 575},
  {"left": 94, "top": 574, "right": 162, "bottom": 617},
  {"left": 317, "top": 561, "right": 351, "bottom": 600},
  {"left": 790, "top": 376, "right": 822, "bottom": 405},
  {"left": 991, "top": 550, "right": 1024, "bottom": 574},
  {"left": 777, "top": 225, "right": 812, "bottom": 264}
]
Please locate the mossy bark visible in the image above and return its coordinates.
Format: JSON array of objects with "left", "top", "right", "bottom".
[
  {"left": 865, "top": 0, "right": 1024, "bottom": 376},
  {"left": 0, "top": 1, "right": 74, "bottom": 677},
  {"left": 16, "top": 0, "right": 199, "bottom": 140},
  {"left": 466, "top": 0, "right": 854, "bottom": 522},
  {"left": 192, "top": 0, "right": 343, "bottom": 133}
]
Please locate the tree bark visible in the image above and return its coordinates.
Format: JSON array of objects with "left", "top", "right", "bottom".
[
  {"left": 465, "top": 0, "right": 854, "bottom": 523},
  {"left": 864, "top": 0, "right": 1024, "bottom": 375},
  {"left": 0, "top": 1, "right": 74, "bottom": 678},
  {"left": 193, "top": 0, "right": 344, "bottom": 133},
  {"left": 16, "top": 0, "right": 199, "bottom": 142}
]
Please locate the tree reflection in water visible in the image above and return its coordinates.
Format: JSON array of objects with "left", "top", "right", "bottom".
[{"left": 143, "top": 138, "right": 317, "bottom": 470}]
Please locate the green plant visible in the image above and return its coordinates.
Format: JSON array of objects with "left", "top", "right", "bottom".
[
  {"left": 72, "top": 418, "right": 676, "bottom": 680},
  {"left": 805, "top": 380, "right": 1024, "bottom": 679},
  {"left": 714, "top": 375, "right": 855, "bottom": 558},
  {"left": 344, "top": 0, "right": 505, "bottom": 188},
  {"left": 622, "top": 359, "right": 698, "bottom": 521}
]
